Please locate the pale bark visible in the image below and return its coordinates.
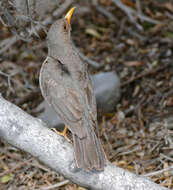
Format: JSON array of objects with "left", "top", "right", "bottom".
[{"left": 0, "top": 96, "right": 169, "bottom": 190}]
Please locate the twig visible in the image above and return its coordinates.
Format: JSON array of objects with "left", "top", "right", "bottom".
[
  {"left": 136, "top": 0, "right": 142, "bottom": 15},
  {"left": 0, "top": 0, "right": 73, "bottom": 55},
  {"left": 0, "top": 36, "right": 17, "bottom": 55},
  {"left": 95, "top": 5, "right": 119, "bottom": 24},
  {"left": 0, "top": 158, "right": 32, "bottom": 177},
  {"left": 118, "top": 145, "right": 141, "bottom": 156},
  {"left": 121, "top": 63, "right": 171, "bottom": 87},
  {"left": 116, "top": 17, "right": 127, "bottom": 41},
  {"left": 143, "top": 166, "right": 173, "bottom": 177},
  {"left": 53, "top": 0, "right": 72, "bottom": 17},
  {"left": 160, "top": 153, "right": 173, "bottom": 162},
  {"left": 38, "top": 180, "right": 69, "bottom": 190},
  {"left": 0, "top": 96, "right": 168, "bottom": 190},
  {"left": 0, "top": 71, "right": 13, "bottom": 90},
  {"left": 28, "top": 160, "right": 51, "bottom": 173},
  {"left": 168, "top": 176, "right": 172, "bottom": 189},
  {"left": 112, "top": 0, "right": 160, "bottom": 25}
]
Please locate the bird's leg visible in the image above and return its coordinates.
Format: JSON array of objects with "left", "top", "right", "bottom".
[{"left": 51, "top": 127, "right": 71, "bottom": 143}]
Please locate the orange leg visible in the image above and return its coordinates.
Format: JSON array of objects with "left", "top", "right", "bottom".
[{"left": 51, "top": 126, "right": 71, "bottom": 143}]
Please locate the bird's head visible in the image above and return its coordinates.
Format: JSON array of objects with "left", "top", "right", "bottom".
[{"left": 47, "top": 7, "right": 75, "bottom": 56}]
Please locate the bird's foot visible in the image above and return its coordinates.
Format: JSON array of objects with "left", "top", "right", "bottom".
[{"left": 51, "top": 127, "right": 72, "bottom": 143}]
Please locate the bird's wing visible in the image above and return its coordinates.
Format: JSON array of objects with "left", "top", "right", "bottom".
[
  {"left": 84, "top": 79, "right": 97, "bottom": 127},
  {"left": 73, "top": 57, "right": 98, "bottom": 130},
  {"left": 40, "top": 59, "right": 86, "bottom": 138}
]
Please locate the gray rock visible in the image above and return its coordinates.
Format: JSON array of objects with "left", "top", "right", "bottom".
[
  {"left": 38, "top": 72, "right": 120, "bottom": 128},
  {"left": 91, "top": 71, "right": 120, "bottom": 113}
]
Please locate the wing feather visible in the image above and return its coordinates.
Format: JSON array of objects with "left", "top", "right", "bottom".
[{"left": 40, "top": 58, "right": 86, "bottom": 138}]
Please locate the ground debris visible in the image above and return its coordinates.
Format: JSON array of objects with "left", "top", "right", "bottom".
[{"left": 0, "top": 0, "right": 173, "bottom": 189}]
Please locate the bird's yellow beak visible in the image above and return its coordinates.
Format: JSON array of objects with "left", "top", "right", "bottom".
[{"left": 65, "top": 7, "right": 75, "bottom": 25}]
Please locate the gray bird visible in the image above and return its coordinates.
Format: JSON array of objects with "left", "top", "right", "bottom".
[{"left": 39, "top": 7, "right": 107, "bottom": 170}]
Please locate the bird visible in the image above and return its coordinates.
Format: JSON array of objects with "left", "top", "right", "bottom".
[{"left": 39, "top": 7, "right": 107, "bottom": 171}]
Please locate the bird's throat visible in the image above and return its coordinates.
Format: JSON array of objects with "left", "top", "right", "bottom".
[{"left": 48, "top": 42, "right": 73, "bottom": 63}]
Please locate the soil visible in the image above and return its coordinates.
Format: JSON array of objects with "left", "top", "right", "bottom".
[{"left": 0, "top": 0, "right": 173, "bottom": 189}]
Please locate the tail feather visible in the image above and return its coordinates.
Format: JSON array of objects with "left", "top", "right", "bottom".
[
  {"left": 73, "top": 133, "right": 84, "bottom": 168},
  {"left": 73, "top": 131, "right": 106, "bottom": 170}
]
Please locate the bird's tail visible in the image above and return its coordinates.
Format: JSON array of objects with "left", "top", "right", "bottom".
[{"left": 73, "top": 131, "right": 107, "bottom": 171}]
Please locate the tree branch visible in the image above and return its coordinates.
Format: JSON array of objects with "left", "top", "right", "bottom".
[{"left": 0, "top": 96, "right": 168, "bottom": 190}]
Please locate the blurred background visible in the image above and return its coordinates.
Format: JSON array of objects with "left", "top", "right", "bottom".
[{"left": 0, "top": 0, "right": 173, "bottom": 189}]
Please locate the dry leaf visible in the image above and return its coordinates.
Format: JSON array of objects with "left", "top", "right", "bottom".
[
  {"left": 126, "top": 38, "right": 138, "bottom": 47},
  {"left": 133, "top": 85, "right": 140, "bottom": 97},
  {"left": 114, "top": 160, "right": 127, "bottom": 166},
  {"left": 124, "top": 61, "right": 144, "bottom": 67},
  {"left": 85, "top": 28, "right": 102, "bottom": 39},
  {"left": 166, "top": 97, "right": 173, "bottom": 106},
  {"left": 0, "top": 174, "right": 11, "bottom": 183},
  {"left": 121, "top": 0, "right": 136, "bottom": 9}
]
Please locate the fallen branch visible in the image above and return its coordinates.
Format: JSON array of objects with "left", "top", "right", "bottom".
[{"left": 0, "top": 96, "right": 169, "bottom": 190}]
